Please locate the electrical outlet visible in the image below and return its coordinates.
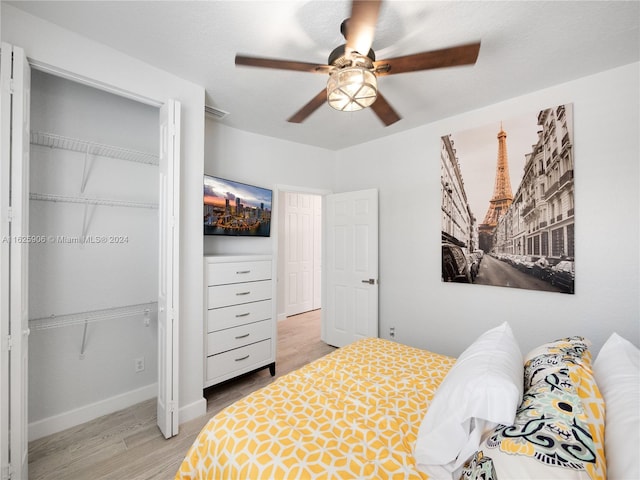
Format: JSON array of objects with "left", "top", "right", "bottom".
[
  {"left": 134, "top": 357, "right": 145, "bottom": 373},
  {"left": 389, "top": 326, "right": 396, "bottom": 338}
]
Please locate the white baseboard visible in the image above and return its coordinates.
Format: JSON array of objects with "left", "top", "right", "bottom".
[
  {"left": 178, "top": 396, "right": 207, "bottom": 425},
  {"left": 28, "top": 383, "right": 157, "bottom": 441},
  {"left": 277, "top": 313, "right": 287, "bottom": 322}
]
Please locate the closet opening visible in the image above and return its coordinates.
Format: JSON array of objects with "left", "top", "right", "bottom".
[{"left": 27, "top": 69, "right": 161, "bottom": 441}]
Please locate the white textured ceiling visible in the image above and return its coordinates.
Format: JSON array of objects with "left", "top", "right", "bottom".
[{"left": 9, "top": 1, "right": 640, "bottom": 150}]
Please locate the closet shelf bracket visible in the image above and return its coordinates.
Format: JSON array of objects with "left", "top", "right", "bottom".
[
  {"left": 80, "top": 145, "right": 94, "bottom": 194},
  {"left": 79, "top": 319, "right": 89, "bottom": 359},
  {"left": 80, "top": 203, "right": 94, "bottom": 246}
]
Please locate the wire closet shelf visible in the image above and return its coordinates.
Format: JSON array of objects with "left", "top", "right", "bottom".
[
  {"left": 29, "top": 131, "right": 159, "bottom": 209},
  {"left": 29, "top": 302, "right": 158, "bottom": 357},
  {"left": 30, "top": 131, "right": 159, "bottom": 165},
  {"left": 29, "top": 302, "right": 158, "bottom": 331},
  {"left": 29, "top": 192, "right": 158, "bottom": 210}
]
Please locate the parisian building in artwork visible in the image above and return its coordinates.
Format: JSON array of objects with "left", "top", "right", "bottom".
[
  {"left": 492, "top": 104, "right": 575, "bottom": 258},
  {"left": 440, "top": 134, "right": 476, "bottom": 250}
]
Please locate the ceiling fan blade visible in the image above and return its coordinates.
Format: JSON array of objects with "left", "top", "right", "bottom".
[
  {"left": 371, "top": 92, "right": 401, "bottom": 126},
  {"left": 373, "top": 41, "right": 481, "bottom": 76},
  {"left": 346, "top": 0, "right": 382, "bottom": 56},
  {"left": 236, "top": 55, "right": 331, "bottom": 74},
  {"left": 287, "top": 89, "right": 327, "bottom": 123}
]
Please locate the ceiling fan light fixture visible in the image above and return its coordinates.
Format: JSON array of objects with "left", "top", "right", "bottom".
[{"left": 327, "top": 66, "right": 377, "bottom": 112}]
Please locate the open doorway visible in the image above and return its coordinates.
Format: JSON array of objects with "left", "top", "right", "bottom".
[
  {"left": 27, "top": 70, "right": 160, "bottom": 440},
  {"left": 2, "top": 41, "right": 182, "bottom": 477},
  {"left": 24, "top": 68, "right": 180, "bottom": 442}
]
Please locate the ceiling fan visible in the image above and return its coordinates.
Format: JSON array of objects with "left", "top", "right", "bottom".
[{"left": 235, "top": 0, "right": 481, "bottom": 126}]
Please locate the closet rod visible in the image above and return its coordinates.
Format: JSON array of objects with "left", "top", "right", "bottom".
[
  {"left": 30, "top": 192, "right": 158, "bottom": 209},
  {"left": 30, "top": 131, "right": 159, "bottom": 166},
  {"left": 29, "top": 301, "right": 157, "bottom": 331}
]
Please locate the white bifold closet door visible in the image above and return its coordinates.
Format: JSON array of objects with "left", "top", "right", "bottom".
[
  {"left": 0, "top": 42, "right": 31, "bottom": 480},
  {"left": 157, "top": 99, "right": 180, "bottom": 439}
]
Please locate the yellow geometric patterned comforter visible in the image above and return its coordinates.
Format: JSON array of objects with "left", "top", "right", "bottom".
[{"left": 176, "top": 337, "right": 455, "bottom": 479}]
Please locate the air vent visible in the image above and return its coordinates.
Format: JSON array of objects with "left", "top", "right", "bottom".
[{"left": 204, "top": 105, "right": 229, "bottom": 120}]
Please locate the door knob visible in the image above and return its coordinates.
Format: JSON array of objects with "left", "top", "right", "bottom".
[{"left": 361, "top": 279, "right": 375, "bottom": 285}]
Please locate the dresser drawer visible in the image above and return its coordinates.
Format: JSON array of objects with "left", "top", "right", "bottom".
[
  {"left": 207, "top": 319, "right": 272, "bottom": 356},
  {"left": 206, "top": 339, "right": 272, "bottom": 383},
  {"left": 207, "top": 299, "right": 272, "bottom": 332},
  {"left": 206, "top": 260, "right": 271, "bottom": 286},
  {"left": 207, "top": 280, "right": 272, "bottom": 309}
]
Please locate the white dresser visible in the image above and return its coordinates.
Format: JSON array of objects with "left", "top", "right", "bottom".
[{"left": 203, "top": 255, "right": 276, "bottom": 388}]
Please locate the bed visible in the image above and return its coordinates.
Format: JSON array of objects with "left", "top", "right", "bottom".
[
  {"left": 177, "top": 337, "right": 455, "bottom": 478},
  {"left": 176, "top": 324, "right": 639, "bottom": 480}
]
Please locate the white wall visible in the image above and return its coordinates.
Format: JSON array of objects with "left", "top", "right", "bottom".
[
  {"left": 2, "top": 4, "right": 207, "bottom": 425},
  {"left": 204, "top": 122, "right": 335, "bottom": 321},
  {"left": 334, "top": 62, "right": 640, "bottom": 357}
]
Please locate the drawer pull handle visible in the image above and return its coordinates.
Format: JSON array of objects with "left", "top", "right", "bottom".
[
  {"left": 236, "top": 291, "right": 251, "bottom": 296},
  {"left": 236, "top": 270, "right": 251, "bottom": 274},
  {"left": 235, "top": 333, "right": 250, "bottom": 339},
  {"left": 235, "top": 355, "right": 250, "bottom": 362},
  {"left": 235, "top": 312, "right": 250, "bottom": 318}
]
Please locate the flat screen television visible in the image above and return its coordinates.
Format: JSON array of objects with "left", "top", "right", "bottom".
[{"left": 203, "top": 174, "right": 272, "bottom": 237}]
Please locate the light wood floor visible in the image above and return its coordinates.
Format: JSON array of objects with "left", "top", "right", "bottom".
[{"left": 28, "top": 310, "right": 335, "bottom": 480}]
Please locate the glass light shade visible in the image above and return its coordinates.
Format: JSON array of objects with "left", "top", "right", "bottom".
[{"left": 327, "top": 67, "right": 378, "bottom": 112}]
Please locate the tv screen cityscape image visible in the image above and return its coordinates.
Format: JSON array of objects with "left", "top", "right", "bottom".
[{"left": 203, "top": 175, "right": 272, "bottom": 237}]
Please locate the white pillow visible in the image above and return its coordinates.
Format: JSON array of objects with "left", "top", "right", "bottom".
[
  {"left": 414, "top": 322, "right": 523, "bottom": 479},
  {"left": 593, "top": 332, "right": 640, "bottom": 480}
]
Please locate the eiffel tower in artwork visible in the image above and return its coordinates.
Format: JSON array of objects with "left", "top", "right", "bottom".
[{"left": 478, "top": 124, "right": 513, "bottom": 252}]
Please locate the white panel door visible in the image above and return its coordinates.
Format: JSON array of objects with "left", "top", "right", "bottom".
[
  {"left": 323, "top": 189, "right": 378, "bottom": 347},
  {"left": 0, "top": 42, "right": 30, "bottom": 480},
  {"left": 157, "top": 99, "right": 180, "bottom": 439},
  {"left": 284, "top": 192, "right": 314, "bottom": 316}
]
